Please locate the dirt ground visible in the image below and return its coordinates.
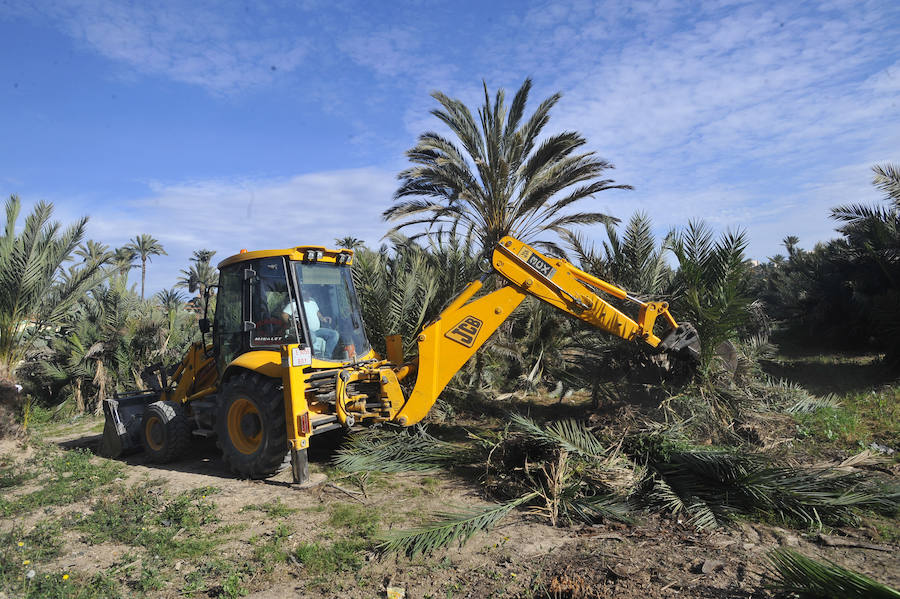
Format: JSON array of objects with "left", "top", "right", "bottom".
[{"left": 3, "top": 416, "right": 896, "bottom": 599}]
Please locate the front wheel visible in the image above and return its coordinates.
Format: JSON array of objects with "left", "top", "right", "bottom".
[
  {"left": 141, "top": 400, "right": 190, "bottom": 463},
  {"left": 215, "top": 372, "right": 288, "bottom": 478}
]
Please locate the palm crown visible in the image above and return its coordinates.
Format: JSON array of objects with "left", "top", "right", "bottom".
[{"left": 384, "top": 78, "right": 630, "bottom": 256}]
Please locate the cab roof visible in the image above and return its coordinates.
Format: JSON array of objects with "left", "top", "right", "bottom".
[{"left": 217, "top": 245, "right": 355, "bottom": 269}]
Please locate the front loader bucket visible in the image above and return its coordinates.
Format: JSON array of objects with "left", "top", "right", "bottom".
[
  {"left": 98, "top": 392, "right": 160, "bottom": 458},
  {"left": 659, "top": 323, "right": 701, "bottom": 363}
]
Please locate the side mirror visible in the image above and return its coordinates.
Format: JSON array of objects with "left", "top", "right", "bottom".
[{"left": 199, "top": 318, "right": 210, "bottom": 334}]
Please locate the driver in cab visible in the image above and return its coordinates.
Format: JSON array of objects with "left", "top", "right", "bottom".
[{"left": 281, "top": 292, "right": 339, "bottom": 357}]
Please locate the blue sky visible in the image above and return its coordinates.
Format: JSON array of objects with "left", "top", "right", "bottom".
[{"left": 1, "top": 0, "right": 898, "bottom": 294}]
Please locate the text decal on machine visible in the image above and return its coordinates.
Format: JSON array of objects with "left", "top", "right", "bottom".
[
  {"left": 445, "top": 316, "right": 483, "bottom": 347},
  {"left": 518, "top": 247, "right": 556, "bottom": 279}
]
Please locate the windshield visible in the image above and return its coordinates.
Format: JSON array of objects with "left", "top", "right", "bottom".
[{"left": 291, "top": 262, "right": 371, "bottom": 361}]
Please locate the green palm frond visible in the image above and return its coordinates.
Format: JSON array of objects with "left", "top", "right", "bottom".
[
  {"left": 386, "top": 78, "right": 626, "bottom": 254},
  {"left": 560, "top": 494, "right": 633, "bottom": 525},
  {"left": 377, "top": 492, "right": 538, "bottom": 557},
  {"left": 638, "top": 446, "right": 898, "bottom": 530},
  {"left": 509, "top": 413, "right": 607, "bottom": 458},
  {"left": 767, "top": 549, "right": 900, "bottom": 599},
  {"left": 333, "top": 426, "right": 464, "bottom": 473}
]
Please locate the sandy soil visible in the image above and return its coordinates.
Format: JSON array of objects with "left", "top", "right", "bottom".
[{"left": 3, "top": 421, "right": 897, "bottom": 599}]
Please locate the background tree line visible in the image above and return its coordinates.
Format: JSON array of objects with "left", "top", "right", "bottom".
[{"left": 0, "top": 78, "right": 896, "bottom": 423}]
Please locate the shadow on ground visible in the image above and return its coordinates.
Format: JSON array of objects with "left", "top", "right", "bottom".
[{"left": 54, "top": 427, "right": 350, "bottom": 485}]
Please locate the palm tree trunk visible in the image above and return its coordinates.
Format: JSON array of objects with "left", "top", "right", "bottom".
[{"left": 141, "top": 258, "right": 147, "bottom": 300}]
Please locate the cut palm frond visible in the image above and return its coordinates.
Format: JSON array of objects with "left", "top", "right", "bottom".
[
  {"left": 333, "top": 426, "right": 465, "bottom": 473},
  {"left": 767, "top": 548, "right": 900, "bottom": 599},
  {"left": 560, "top": 494, "right": 634, "bottom": 525},
  {"left": 510, "top": 413, "right": 608, "bottom": 458},
  {"left": 639, "top": 447, "right": 899, "bottom": 530},
  {"left": 378, "top": 492, "right": 538, "bottom": 557},
  {"left": 786, "top": 393, "right": 842, "bottom": 413}
]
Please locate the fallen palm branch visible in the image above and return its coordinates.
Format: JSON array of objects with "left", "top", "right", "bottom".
[
  {"left": 509, "top": 413, "right": 608, "bottom": 458},
  {"left": 377, "top": 492, "right": 538, "bottom": 557},
  {"left": 332, "top": 425, "right": 468, "bottom": 473},
  {"left": 767, "top": 548, "right": 900, "bottom": 599},
  {"left": 633, "top": 438, "right": 899, "bottom": 530}
]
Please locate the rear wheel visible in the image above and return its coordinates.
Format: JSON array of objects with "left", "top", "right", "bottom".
[
  {"left": 141, "top": 401, "right": 190, "bottom": 463},
  {"left": 215, "top": 372, "right": 288, "bottom": 478}
]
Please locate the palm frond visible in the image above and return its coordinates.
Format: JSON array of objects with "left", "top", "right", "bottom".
[
  {"left": 333, "top": 426, "right": 464, "bottom": 473},
  {"left": 509, "top": 413, "right": 608, "bottom": 458},
  {"left": 767, "top": 548, "right": 900, "bottom": 599},
  {"left": 377, "top": 492, "right": 538, "bottom": 557}
]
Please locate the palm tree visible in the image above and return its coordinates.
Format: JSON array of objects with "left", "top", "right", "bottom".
[
  {"left": 177, "top": 261, "right": 218, "bottom": 298},
  {"left": 384, "top": 78, "right": 630, "bottom": 255},
  {"left": 0, "top": 195, "right": 107, "bottom": 378},
  {"left": 191, "top": 248, "right": 216, "bottom": 265},
  {"left": 75, "top": 240, "right": 113, "bottom": 265},
  {"left": 155, "top": 288, "right": 185, "bottom": 314},
  {"left": 669, "top": 221, "right": 750, "bottom": 368},
  {"left": 112, "top": 246, "right": 137, "bottom": 281},
  {"left": 335, "top": 236, "right": 365, "bottom": 250},
  {"left": 125, "top": 234, "right": 167, "bottom": 300}
]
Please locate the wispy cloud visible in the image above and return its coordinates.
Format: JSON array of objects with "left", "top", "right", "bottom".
[
  {"left": 74, "top": 168, "right": 396, "bottom": 292},
  {"left": 9, "top": 0, "right": 312, "bottom": 93}
]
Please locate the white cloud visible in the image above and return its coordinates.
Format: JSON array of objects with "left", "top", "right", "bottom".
[{"left": 79, "top": 168, "right": 397, "bottom": 294}]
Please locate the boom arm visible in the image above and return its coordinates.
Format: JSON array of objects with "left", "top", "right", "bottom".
[{"left": 391, "top": 236, "right": 699, "bottom": 426}]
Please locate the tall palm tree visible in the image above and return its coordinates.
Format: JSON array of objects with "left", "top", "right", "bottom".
[
  {"left": 335, "top": 236, "right": 366, "bottom": 250},
  {"left": 125, "top": 234, "right": 167, "bottom": 300},
  {"left": 384, "top": 78, "right": 630, "bottom": 255},
  {"left": 0, "top": 195, "right": 107, "bottom": 378}
]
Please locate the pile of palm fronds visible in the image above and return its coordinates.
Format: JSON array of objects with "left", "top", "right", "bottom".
[
  {"left": 636, "top": 439, "right": 898, "bottom": 530},
  {"left": 767, "top": 549, "right": 900, "bottom": 599},
  {"left": 334, "top": 418, "right": 898, "bottom": 556}
]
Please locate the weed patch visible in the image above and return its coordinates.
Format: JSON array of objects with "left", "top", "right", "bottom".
[
  {"left": 328, "top": 503, "right": 379, "bottom": 538},
  {"left": 240, "top": 497, "right": 297, "bottom": 518},
  {"left": 0, "top": 447, "right": 123, "bottom": 516},
  {"left": 293, "top": 539, "right": 367, "bottom": 576},
  {"left": 72, "top": 482, "right": 221, "bottom": 560}
]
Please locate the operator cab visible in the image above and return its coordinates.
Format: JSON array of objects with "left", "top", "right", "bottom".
[{"left": 213, "top": 246, "right": 371, "bottom": 372}]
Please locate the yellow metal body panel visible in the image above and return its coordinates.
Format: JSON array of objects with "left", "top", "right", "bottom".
[
  {"left": 492, "top": 236, "right": 675, "bottom": 347},
  {"left": 385, "top": 334, "right": 403, "bottom": 365},
  {"left": 280, "top": 344, "right": 311, "bottom": 450},
  {"left": 225, "top": 350, "right": 283, "bottom": 380},
  {"left": 394, "top": 283, "right": 526, "bottom": 425},
  {"left": 163, "top": 342, "right": 218, "bottom": 404}
]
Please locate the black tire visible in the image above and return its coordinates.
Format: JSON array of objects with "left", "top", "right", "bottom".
[
  {"left": 141, "top": 400, "right": 191, "bottom": 463},
  {"left": 215, "top": 372, "right": 288, "bottom": 479}
]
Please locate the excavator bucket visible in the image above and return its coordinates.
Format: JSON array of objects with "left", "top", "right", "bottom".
[
  {"left": 658, "top": 323, "right": 701, "bottom": 363},
  {"left": 98, "top": 392, "right": 160, "bottom": 458}
]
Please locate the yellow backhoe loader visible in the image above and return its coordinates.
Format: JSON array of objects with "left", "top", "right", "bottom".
[{"left": 100, "top": 236, "right": 700, "bottom": 483}]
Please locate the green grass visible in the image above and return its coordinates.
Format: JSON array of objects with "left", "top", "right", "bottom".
[
  {"left": 72, "top": 482, "right": 222, "bottom": 561},
  {"left": 0, "top": 522, "right": 124, "bottom": 599},
  {"left": 239, "top": 497, "right": 298, "bottom": 517},
  {"left": 794, "top": 386, "right": 899, "bottom": 449},
  {"left": 250, "top": 523, "right": 293, "bottom": 574},
  {"left": 328, "top": 503, "right": 379, "bottom": 538},
  {"left": 0, "top": 447, "right": 124, "bottom": 516},
  {"left": 292, "top": 539, "right": 367, "bottom": 576},
  {"left": 0, "top": 454, "right": 36, "bottom": 489}
]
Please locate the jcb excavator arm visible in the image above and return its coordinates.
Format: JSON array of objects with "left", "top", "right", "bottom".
[{"left": 390, "top": 235, "right": 700, "bottom": 426}]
